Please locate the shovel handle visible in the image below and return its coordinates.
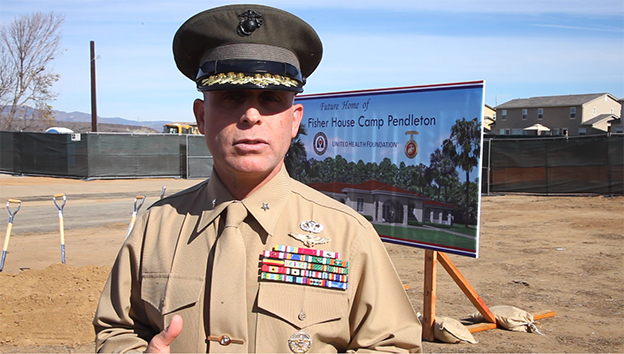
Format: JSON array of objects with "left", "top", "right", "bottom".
[
  {"left": 6, "top": 199, "right": 21, "bottom": 222},
  {"left": 3, "top": 223, "right": 12, "bottom": 251},
  {"left": 1, "top": 221, "right": 13, "bottom": 271},
  {"left": 133, "top": 196, "right": 146, "bottom": 212},
  {"left": 53, "top": 193, "right": 66, "bottom": 211}
]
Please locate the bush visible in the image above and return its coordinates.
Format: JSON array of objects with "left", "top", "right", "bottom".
[{"left": 408, "top": 220, "right": 423, "bottom": 227}]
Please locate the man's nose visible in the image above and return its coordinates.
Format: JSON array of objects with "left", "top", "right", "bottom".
[{"left": 240, "top": 106, "right": 261, "bottom": 125}]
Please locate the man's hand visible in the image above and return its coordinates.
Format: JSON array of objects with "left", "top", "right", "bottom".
[{"left": 145, "top": 315, "right": 183, "bottom": 353}]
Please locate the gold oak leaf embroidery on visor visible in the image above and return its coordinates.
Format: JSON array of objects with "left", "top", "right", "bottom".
[{"left": 200, "top": 72, "right": 299, "bottom": 88}]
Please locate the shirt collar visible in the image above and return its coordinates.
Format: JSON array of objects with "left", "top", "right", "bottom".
[{"left": 197, "top": 165, "right": 291, "bottom": 237}]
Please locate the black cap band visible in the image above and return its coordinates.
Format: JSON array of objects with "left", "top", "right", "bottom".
[{"left": 196, "top": 59, "right": 305, "bottom": 92}]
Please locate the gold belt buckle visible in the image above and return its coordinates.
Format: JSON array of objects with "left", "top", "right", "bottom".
[{"left": 207, "top": 334, "right": 245, "bottom": 346}]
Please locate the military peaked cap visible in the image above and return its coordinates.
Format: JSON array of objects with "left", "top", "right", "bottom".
[{"left": 173, "top": 4, "right": 322, "bottom": 93}]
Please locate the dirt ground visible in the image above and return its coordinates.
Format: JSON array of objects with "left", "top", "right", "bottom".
[{"left": 0, "top": 174, "right": 622, "bottom": 353}]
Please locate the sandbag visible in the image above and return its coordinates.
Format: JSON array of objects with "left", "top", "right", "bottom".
[
  {"left": 468, "top": 305, "right": 542, "bottom": 334},
  {"left": 433, "top": 316, "right": 478, "bottom": 344}
]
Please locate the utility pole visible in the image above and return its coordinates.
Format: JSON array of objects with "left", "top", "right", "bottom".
[{"left": 90, "top": 40, "right": 98, "bottom": 132}]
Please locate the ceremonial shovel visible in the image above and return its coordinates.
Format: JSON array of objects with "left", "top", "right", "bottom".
[
  {"left": 0, "top": 199, "right": 21, "bottom": 272},
  {"left": 53, "top": 193, "right": 67, "bottom": 263}
]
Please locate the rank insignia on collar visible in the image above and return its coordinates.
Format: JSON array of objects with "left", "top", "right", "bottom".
[{"left": 289, "top": 220, "right": 329, "bottom": 247}]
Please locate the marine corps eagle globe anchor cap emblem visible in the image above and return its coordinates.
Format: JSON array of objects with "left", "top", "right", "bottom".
[{"left": 237, "top": 10, "right": 263, "bottom": 36}]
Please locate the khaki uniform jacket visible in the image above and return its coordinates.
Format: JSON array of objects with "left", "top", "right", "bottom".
[{"left": 94, "top": 166, "right": 422, "bottom": 353}]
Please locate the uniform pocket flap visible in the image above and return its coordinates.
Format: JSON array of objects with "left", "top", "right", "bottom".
[
  {"left": 257, "top": 282, "right": 347, "bottom": 329},
  {"left": 141, "top": 273, "right": 204, "bottom": 315}
]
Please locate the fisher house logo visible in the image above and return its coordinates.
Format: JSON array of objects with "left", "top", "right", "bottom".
[
  {"left": 404, "top": 131, "right": 419, "bottom": 159},
  {"left": 313, "top": 131, "right": 328, "bottom": 156}
]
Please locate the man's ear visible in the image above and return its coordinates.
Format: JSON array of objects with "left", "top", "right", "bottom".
[
  {"left": 193, "top": 99, "right": 205, "bottom": 134},
  {"left": 291, "top": 103, "right": 304, "bottom": 138}
]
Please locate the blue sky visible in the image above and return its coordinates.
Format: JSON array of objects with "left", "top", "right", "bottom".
[{"left": 1, "top": 0, "right": 622, "bottom": 123}]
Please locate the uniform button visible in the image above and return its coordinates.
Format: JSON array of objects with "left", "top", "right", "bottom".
[{"left": 298, "top": 310, "right": 306, "bottom": 321}]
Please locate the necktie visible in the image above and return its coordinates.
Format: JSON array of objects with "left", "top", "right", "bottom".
[{"left": 208, "top": 201, "right": 249, "bottom": 352}]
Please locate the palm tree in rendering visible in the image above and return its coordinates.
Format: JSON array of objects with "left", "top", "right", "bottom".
[{"left": 442, "top": 117, "right": 481, "bottom": 227}]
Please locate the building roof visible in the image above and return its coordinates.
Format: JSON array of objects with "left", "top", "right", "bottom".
[
  {"left": 308, "top": 180, "right": 459, "bottom": 209},
  {"left": 424, "top": 199, "right": 458, "bottom": 210},
  {"left": 308, "top": 180, "right": 427, "bottom": 198},
  {"left": 307, "top": 182, "right": 352, "bottom": 193},
  {"left": 496, "top": 93, "right": 615, "bottom": 109},
  {"left": 581, "top": 113, "right": 619, "bottom": 127},
  {"left": 347, "top": 180, "right": 427, "bottom": 198}
]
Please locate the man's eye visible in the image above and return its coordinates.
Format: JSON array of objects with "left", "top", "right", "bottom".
[
  {"left": 261, "top": 93, "right": 282, "bottom": 103},
  {"left": 223, "top": 93, "right": 242, "bottom": 101}
]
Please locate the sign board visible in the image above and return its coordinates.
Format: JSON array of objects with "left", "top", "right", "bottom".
[{"left": 294, "top": 81, "right": 485, "bottom": 257}]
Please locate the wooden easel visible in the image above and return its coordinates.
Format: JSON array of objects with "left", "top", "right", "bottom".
[{"left": 421, "top": 250, "right": 555, "bottom": 341}]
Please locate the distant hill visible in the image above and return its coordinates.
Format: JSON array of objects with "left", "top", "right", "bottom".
[
  {"left": 52, "top": 110, "right": 169, "bottom": 133},
  {"left": 1, "top": 106, "right": 177, "bottom": 133}
]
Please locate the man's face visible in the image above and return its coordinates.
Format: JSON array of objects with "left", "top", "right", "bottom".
[{"left": 194, "top": 89, "right": 303, "bottom": 183}]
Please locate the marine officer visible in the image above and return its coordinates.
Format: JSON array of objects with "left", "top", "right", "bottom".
[{"left": 93, "top": 4, "right": 422, "bottom": 353}]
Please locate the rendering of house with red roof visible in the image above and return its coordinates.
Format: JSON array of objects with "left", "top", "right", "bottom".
[{"left": 309, "top": 180, "right": 458, "bottom": 226}]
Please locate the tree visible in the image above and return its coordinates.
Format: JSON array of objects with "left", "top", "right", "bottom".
[
  {"left": 429, "top": 148, "right": 458, "bottom": 202},
  {"left": 0, "top": 12, "right": 65, "bottom": 130},
  {"left": 285, "top": 125, "right": 308, "bottom": 180},
  {"left": 378, "top": 157, "right": 397, "bottom": 185},
  {"left": 442, "top": 117, "right": 481, "bottom": 227}
]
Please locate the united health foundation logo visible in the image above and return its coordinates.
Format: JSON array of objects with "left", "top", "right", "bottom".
[
  {"left": 313, "top": 131, "right": 328, "bottom": 156},
  {"left": 404, "top": 130, "right": 419, "bottom": 159}
]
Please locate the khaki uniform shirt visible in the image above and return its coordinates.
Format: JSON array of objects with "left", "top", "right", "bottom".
[{"left": 94, "top": 166, "right": 422, "bottom": 353}]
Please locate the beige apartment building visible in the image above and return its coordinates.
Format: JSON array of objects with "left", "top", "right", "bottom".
[{"left": 493, "top": 93, "right": 621, "bottom": 136}]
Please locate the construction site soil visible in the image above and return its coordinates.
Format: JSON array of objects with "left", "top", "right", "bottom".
[{"left": 0, "top": 174, "right": 622, "bottom": 353}]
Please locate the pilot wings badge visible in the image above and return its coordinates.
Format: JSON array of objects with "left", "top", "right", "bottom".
[{"left": 288, "top": 220, "right": 330, "bottom": 247}]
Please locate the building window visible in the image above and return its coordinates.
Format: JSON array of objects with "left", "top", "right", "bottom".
[
  {"left": 522, "top": 109, "right": 527, "bottom": 120},
  {"left": 616, "top": 127, "right": 624, "bottom": 133},
  {"left": 553, "top": 128, "right": 560, "bottom": 135},
  {"left": 538, "top": 108, "right": 543, "bottom": 120},
  {"left": 356, "top": 198, "right": 364, "bottom": 212},
  {"left": 501, "top": 110, "right": 507, "bottom": 120},
  {"left": 578, "top": 128, "right": 587, "bottom": 135},
  {"left": 499, "top": 128, "right": 506, "bottom": 135},
  {"left": 593, "top": 107, "right": 597, "bottom": 115},
  {"left": 512, "top": 129, "right": 523, "bottom": 135},
  {"left": 570, "top": 107, "right": 576, "bottom": 119}
]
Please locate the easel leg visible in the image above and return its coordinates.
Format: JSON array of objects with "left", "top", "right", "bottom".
[
  {"left": 437, "top": 252, "right": 497, "bottom": 324},
  {"left": 422, "top": 250, "right": 497, "bottom": 340},
  {"left": 422, "top": 251, "right": 554, "bottom": 338},
  {"left": 422, "top": 250, "right": 437, "bottom": 341}
]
